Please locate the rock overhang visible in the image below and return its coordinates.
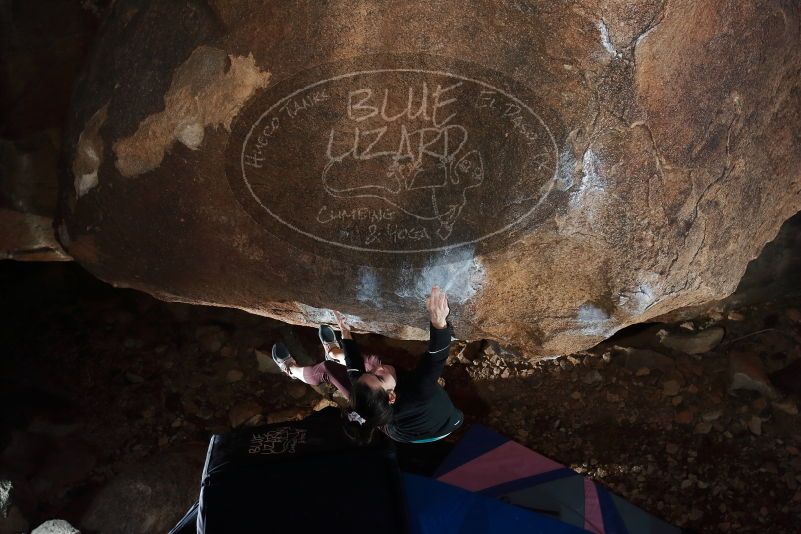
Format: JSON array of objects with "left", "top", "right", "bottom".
[{"left": 57, "top": 0, "right": 801, "bottom": 356}]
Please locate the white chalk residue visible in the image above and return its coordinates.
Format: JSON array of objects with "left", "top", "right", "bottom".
[
  {"left": 75, "top": 168, "right": 98, "bottom": 199},
  {"left": 575, "top": 303, "right": 612, "bottom": 336},
  {"left": 356, "top": 266, "right": 381, "bottom": 304},
  {"left": 619, "top": 282, "right": 658, "bottom": 314},
  {"left": 569, "top": 148, "right": 607, "bottom": 209},
  {"left": 74, "top": 142, "right": 100, "bottom": 198},
  {"left": 296, "top": 302, "right": 361, "bottom": 327},
  {"left": 72, "top": 104, "right": 108, "bottom": 199},
  {"left": 634, "top": 21, "right": 660, "bottom": 47},
  {"left": 553, "top": 149, "right": 576, "bottom": 192},
  {"left": 175, "top": 120, "right": 205, "bottom": 150},
  {"left": 598, "top": 20, "right": 620, "bottom": 57},
  {"left": 396, "top": 248, "right": 485, "bottom": 305}
]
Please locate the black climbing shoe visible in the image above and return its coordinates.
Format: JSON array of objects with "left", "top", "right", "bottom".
[
  {"left": 318, "top": 325, "right": 341, "bottom": 362},
  {"left": 271, "top": 342, "right": 296, "bottom": 377}
]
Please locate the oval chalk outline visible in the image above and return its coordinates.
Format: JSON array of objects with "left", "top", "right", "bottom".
[{"left": 240, "top": 68, "right": 559, "bottom": 254}]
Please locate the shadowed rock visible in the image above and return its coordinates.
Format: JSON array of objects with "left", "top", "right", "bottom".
[
  {"left": 658, "top": 326, "right": 725, "bottom": 355},
  {"left": 80, "top": 449, "right": 203, "bottom": 534},
  {"left": 0, "top": 1, "right": 100, "bottom": 261},
  {"left": 0, "top": 134, "right": 71, "bottom": 261},
  {"left": 729, "top": 350, "right": 779, "bottom": 399}
]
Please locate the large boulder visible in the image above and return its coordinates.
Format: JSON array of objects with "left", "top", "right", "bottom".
[
  {"left": 59, "top": 0, "right": 801, "bottom": 355},
  {"left": 80, "top": 449, "right": 203, "bottom": 534}
]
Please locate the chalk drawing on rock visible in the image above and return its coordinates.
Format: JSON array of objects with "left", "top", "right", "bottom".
[
  {"left": 323, "top": 140, "right": 484, "bottom": 241},
  {"left": 226, "top": 55, "right": 564, "bottom": 266}
]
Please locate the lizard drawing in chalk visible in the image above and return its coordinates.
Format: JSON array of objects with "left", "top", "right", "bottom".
[{"left": 321, "top": 124, "right": 485, "bottom": 240}]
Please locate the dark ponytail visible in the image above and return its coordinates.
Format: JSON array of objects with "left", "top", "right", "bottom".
[{"left": 342, "top": 380, "right": 394, "bottom": 445}]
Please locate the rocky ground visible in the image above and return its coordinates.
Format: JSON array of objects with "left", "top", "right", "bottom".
[{"left": 2, "top": 262, "right": 801, "bottom": 533}]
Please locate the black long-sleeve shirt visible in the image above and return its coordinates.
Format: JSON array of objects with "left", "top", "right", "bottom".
[{"left": 343, "top": 323, "right": 463, "bottom": 443}]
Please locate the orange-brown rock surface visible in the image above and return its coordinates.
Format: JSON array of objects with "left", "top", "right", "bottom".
[{"left": 58, "top": 0, "right": 801, "bottom": 355}]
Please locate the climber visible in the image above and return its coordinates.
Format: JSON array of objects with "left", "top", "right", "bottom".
[{"left": 271, "top": 285, "right": 463, "bottom": 443}]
